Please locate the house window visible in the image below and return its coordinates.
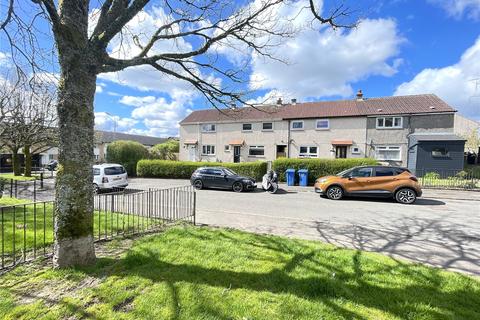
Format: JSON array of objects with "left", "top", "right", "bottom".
[
  {"left": 249, "top": 145, "right": 265, "bottom": 157},
  {"left": 49, "top": 154, "right": 54, "bottom": 160},
  {"left": 299, "top": 146, "right": 318, "bottom": 158},
  {"left": 432, "top": 147, "right": 449, "bottom": 158},
  {"left": 375, "top": 146, "right": 401, "bottom": 161},
  {"left": 224, "top": 145, "right": 230, "bottom": 152},
  {"left": 202, "top": 145, "right": 215, "bottom": 155},
  {"left": 376, "top": 117, "right": 402, "bottom": 129},
  {"left": 316, "top": 119, "right": 329, "bottom": 130},
  {"left": 242, "top": 123, "right": 252, "bottom": 131},
  {"left": 291, "top": 121, "right": 304, "bottom": 130},
  {"left": 351, "top": 147, "right": 360, "bottom": 154},
  {"left": 201, "top": 124, "right": 216, "bottom": 132},
  {"left": 262, "top": 122, "right": 273, "bottom": 131}
]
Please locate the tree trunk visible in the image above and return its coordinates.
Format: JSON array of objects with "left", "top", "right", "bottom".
[
  {"left": 53, "top": 66, "right": 97, "bottom": 268},
  {"left": 24, "top": 145, "right": 32, "bottom": 177},
  {"left": 52, "top": 0, "right": 99, "bottom": 268},
  {"left": 11, "top": 149, "right": 21, "bottom": 176}
]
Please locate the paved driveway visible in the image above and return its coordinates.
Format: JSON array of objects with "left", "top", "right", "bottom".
[{"left": 129, "top": 178, "right": 480, "bottom": 276}]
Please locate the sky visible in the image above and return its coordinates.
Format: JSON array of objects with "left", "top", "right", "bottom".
[{"left": 2, "top": 0, "right": 480, "bottom": 137}]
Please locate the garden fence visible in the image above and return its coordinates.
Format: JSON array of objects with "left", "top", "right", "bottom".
[
  {"left": 0, "top": 185, "right": 196, "bottom": 271},
  {"left": 416, "top": 169, "right": 480, "bottom": 190}
]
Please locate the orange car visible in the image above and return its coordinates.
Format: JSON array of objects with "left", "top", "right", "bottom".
[{"left": 314, "top": 166, "right": 422, "bottom": 204}]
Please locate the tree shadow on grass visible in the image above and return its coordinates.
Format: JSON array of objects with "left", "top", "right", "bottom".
[{"left": 81, "top": 229, "right": 480, "bottom": 320}]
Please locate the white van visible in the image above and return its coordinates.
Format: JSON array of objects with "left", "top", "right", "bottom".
[{"left": 93, "top": 163, "right": 128, "bottom": 192}]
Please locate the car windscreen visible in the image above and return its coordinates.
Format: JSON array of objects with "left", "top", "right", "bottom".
[
  {"left": 223, "top": 168, "right": 237, "bottom": 176},
  {"left": 336, "top": 169, "right": 351, "bottom": 177},
  {"left": 104, "top": 166, "right": 126, "bottom": 175}
]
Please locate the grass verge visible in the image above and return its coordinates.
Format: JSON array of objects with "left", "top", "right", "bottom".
[
  {"left": 0, "top": 226, "right": 478, "bottom": 319},
  {"left": 0, "top": 197, "right": 159, "bottom": 256},
  {"left": 0, "top": 174, "right": 38, "bottom": 181}
]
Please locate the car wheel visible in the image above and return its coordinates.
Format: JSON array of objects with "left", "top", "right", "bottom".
[
  {"left": 326, "top": 186, "right": 343, "bottom": 200},
  {"left": 395, "top": 188, "right": 416, "bottom": 204},
  {"left": 232, "top": 181, "right": 243, "bottom": 193},
  {"left": 193, "top": 179, "right": 203, "bottom": 190}
]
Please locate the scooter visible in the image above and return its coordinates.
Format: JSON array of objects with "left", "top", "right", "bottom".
[{"left": 262, "top": 170, "right": 279, "bottom": 194}]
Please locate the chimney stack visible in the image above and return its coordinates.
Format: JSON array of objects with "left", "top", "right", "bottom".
[
  {"left": 291, "top": 98, "right": 297, "bottom": 105},
  {"left": 277, "top": 98, "right": 282, "bottom": 105},
  {"left": 356, "top": 90, "right": 364, "bottom": 101}
]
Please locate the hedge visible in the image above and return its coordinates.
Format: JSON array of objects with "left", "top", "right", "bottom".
[
  {"left": 137, "top": 160, "right": 268, "bottom": 181},
  {"left": 272, "top": 158, "right": 378, "bottom": 185},
  {"left": 106, "top": 140, "right": 149, "bottom": 176}
]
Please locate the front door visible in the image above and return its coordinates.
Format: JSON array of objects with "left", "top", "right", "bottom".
[
  {"left": 188, "top": 145, "right": 197, "bottom": 161},
  {"left": 233, "top": 146, "right": 241, "bottom": 163},
  {"left": 335, "top": 146, "right": 347, "bottom": 158},
  {"left": 276, "top": 145, "right": 287, "bottom": 158}
]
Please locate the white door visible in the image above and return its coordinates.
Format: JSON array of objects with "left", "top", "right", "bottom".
[{"left": 188, "top": 145, "right": 197, "bottom": 161}]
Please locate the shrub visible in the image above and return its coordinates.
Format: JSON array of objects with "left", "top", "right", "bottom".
[
  {"left": 150, "top": 139, "right": 180, "bottom": 160},
  {"left": 137, "top": 160, "right": 267, "bottom": 181},
  {"left": 106, "top": 140, "right": 149, "bottom": 176},
  {"left": 455, "top": 170, "right": 468, "bottom": 179},
  {"left": 272, "top": 158, "right": 378, "bottom": 184},
  {"left": 424, "top": 172, "right": 440, "bottom": 180}
]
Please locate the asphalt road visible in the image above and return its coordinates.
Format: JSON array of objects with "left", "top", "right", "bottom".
[{"left": 128, "top": 178, "right": 480, "bottom": 276}]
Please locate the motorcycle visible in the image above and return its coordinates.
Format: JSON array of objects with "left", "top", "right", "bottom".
[{"left": 262, "top": 170, "right": 279, "bottom": 194}]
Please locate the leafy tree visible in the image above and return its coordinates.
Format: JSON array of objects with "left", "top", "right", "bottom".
[
  {"left": 1, "top": 0, "right": 356, "bottom": 267},
  {"left": 463, "top": 128, "right": 480, "bottom": 153},
  {"left": 106, "top": 140, "right": 148, "bottom": 176},
  {"left": 150, "top": 139, "right": 179, "bottom": 160}
]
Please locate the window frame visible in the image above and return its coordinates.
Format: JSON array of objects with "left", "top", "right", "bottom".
[
  {"left": 299, "top": 145, "right": 318, "bottom": 158},
  {"left": 376, "top": 116, "right": 403, "bottom": 129},
  {"left": 291, "top": 120, "right": 304, "bottom": 131},
  {"left": 201, "top": 145, "right": 216, "bottom": 155},
  {"left": 375, "top": 146, "right": 402, "bottom": 161},
  {"left": 431, "top": 147, "right": 450, "bottom": 158},
  {"left": 262, "top": 122, "right": 273, "bottom": 131},
  {"left": 201, "top": 124, "right": 216, "bottom": 133},
  {"left": 242, "top": 123, "right": 253, "bottom": 132},
  {"left": 315, "top": 119, "right": 330, "bottom": 130},
  {"left": 224, "top": 145, "right": 231, "bottom": 152},
  {"left": 351, "top": 147, "right": 361, "bottom": 154},
  {"left": 248, "top": 145, "right": 265, "bottom": 157}
]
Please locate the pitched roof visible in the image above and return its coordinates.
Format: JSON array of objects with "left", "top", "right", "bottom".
[
  {"left": 95, "top": 130, "right": 169, "bottom": 146},
  {"left": 180, "top": 94, "right": 455, "bottom": 124}
]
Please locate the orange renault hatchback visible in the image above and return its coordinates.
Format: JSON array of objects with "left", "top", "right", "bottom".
[{"left": 314, "top": 166, "right": 422, "bottom": 204}]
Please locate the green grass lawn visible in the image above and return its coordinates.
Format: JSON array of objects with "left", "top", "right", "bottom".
[
  {"left": 0, "top": 226, "right": 478, "bottom": 319},
  {"left": 0, "top": 197, "right": 160, "bottom": 256},
  {"left": 0, "top": 174, "right": 38, "bottom": 181}
]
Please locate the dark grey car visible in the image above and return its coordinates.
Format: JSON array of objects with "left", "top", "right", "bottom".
[{"left": 190, "top": 167, "right": 256, "bottom": 192}]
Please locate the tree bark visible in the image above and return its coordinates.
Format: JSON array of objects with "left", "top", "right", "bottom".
[
  {"left": 23, "top": 145, "right": 32, "bottom": 177},
  {"left": 52, "top": 0, "right": 98, "bottom": 268},
  {"left": 53, "top": 65, "right": 97, "bottom": 267},
  {"left": 11, "top": 148, "right": 21, "bottom": 176}
]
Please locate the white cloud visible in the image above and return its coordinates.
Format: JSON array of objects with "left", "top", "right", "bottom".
[
  {"left": 94, "top": 112, "right": 138, "bottom": 132},
  {"left": 118, "top": 94, "right": 192, "bottom": 137},
  {"left": 95, "top": 85, "right": 103, "bottom": 93},
  {"left": 428, "top": 0, "right": 480, "bottom": 20},
  {"left": 395, "top": 36, "right": 480, "bottom": 120},
  {"left": 249, "top": 18, "right": 403, "bottom": 99}
]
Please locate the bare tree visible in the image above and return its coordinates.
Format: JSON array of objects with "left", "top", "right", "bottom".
[
  {"left": 1, "top": 0, "right": 356, "bottom": 267},
  {"left": 0, "top": 79, "right": 57, "bottom": 176}
]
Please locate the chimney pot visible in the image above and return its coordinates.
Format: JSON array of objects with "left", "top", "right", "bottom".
[
  {"left": 277, "top": 98, "right": 282, "bottom": 105},
  {"left": 291, "top": 98, "right": 297, "bottom": 105},
  {"left": 356, "top": 90, "right": 364, "bottom": 101}
]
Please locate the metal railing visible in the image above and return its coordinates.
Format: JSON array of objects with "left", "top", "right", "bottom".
[
  {"left": 0, "top": 185, "right": 196, "bottom": 271},
  {"left": 416, "top": 169, "right": 480, "bottom": 190}
]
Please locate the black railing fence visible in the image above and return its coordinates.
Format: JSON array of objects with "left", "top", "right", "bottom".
[
  {"left": 416, "top": 169, "right": 480, "bottom": 190},
  {"left": 0, "top": 185, "right": 195, "bottom": 271}
]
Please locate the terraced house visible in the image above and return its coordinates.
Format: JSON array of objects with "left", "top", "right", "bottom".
[{"left": 179, "top": 92, "right": 473, "bottom": 172}]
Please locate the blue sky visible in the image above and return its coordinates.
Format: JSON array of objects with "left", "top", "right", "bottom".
[{"left": 2, "top": 0, "right": 480, "bottom": 136}]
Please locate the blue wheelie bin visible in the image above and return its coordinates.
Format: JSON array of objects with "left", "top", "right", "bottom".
[
  {"left": 285, "top": 169, "right": 296, "bottom": 186},
  {"left": 298, "top": 169, "right": 309, "bottom": 187}
]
